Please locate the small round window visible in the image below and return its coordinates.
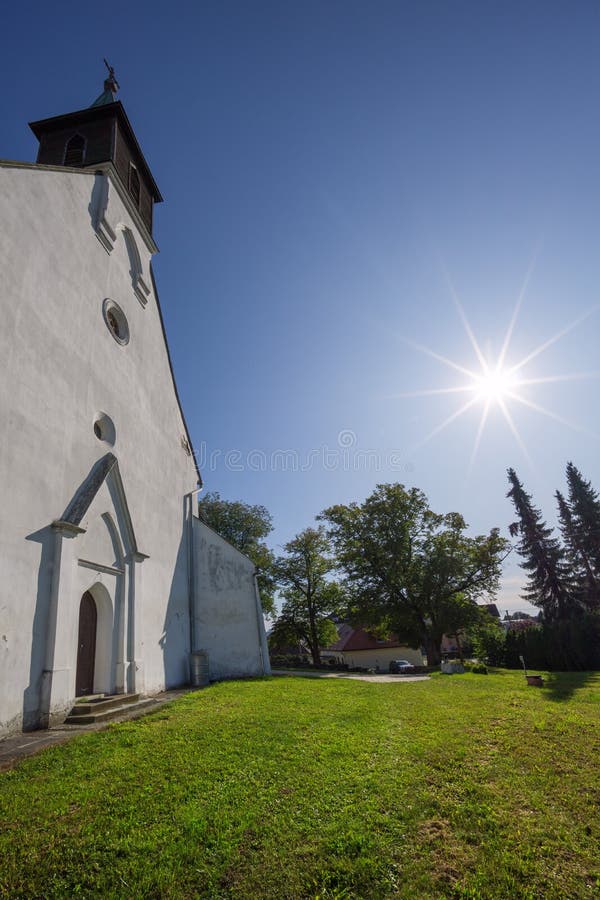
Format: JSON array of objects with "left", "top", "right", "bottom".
[
  {"left": 102, "top": 299, "right": 130, "bottom": 345},
  {"left": 93, "top": 412, "right": 116, "bottom": 445}
]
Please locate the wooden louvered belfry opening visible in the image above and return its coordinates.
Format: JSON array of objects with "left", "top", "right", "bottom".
[
  {"left": 129, "top": 163, "right": 140, "bottom": 206},
  {"left": 64, "top": 133, "right": 85, "bottom": 167}
]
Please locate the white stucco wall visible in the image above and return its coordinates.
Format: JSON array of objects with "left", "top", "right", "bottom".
[
  {"left": 193, "top": 520, "right": 271, "bottom": 681},
  {"left": 0, "top": 162, "right": 199, "bottom": 734}
]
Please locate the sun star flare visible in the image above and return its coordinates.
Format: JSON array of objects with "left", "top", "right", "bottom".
[
  {"left": 472, "top": 367, "right": 518, "bottom": 403},
  {"left": 397, "top": 277, "right": 600, "bottom": 467}
]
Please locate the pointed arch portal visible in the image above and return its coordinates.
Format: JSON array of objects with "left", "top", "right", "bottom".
[{"left": 38, "top": 453, "right": 149, "bottom": 726}]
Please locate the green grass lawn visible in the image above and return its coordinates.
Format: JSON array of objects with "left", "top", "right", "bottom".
[{"left": 1, "top": 671, "right": 599, "bottom": 899}]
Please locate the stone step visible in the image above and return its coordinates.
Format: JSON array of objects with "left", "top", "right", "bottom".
[
  {"left": 65, "top": 693, "right": 141, "bottom": 722},
  {"left": 64, "top": 698, "right": 156, "bottom": 725},
  {"left": 68, "top": 692, "right": 140, "bottom": 716}
]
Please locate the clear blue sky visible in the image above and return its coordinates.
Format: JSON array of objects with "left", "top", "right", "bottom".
[{"left": 4, "top": 1, "right": 600, "bottom": 614}]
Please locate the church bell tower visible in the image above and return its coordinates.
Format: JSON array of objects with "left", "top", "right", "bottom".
[{"left": 28, "top": 62, "right": 162, "bottom": 238}]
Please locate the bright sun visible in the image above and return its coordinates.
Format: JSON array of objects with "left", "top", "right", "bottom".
[
  {"left": 397, "top": 268, "right": 598, "bottom": 469},
  {"left": 472, "top": 367, "right": 517, "bottom": 403}
]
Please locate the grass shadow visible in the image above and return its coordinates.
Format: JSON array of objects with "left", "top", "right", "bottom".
[{"left": 542, "top": 670, "right": 599, "bottom": 702}]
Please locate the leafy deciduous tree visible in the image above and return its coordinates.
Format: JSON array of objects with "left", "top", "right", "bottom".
[
  {"left": 320, "top": 483, "right": 509, "bottom": 666},
  {"left": 271, "top": 527, "right": 344, "bottom": 666},
  {"left": 469, "top": 609, "right": 507, "bottom": 666}
]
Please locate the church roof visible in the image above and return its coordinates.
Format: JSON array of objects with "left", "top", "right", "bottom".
[{"left": 91, "top": 88, "right": 116, "bottom": 107}]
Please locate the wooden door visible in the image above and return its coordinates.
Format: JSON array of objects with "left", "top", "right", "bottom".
[{"left": 75, "top": 591, "right": 97, "bottom": 696}]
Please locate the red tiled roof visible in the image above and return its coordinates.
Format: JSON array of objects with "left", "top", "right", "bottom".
[
  {"left": 327, "top": 623, "right": 354, "bottom": 652},
  {"left": 328, "top": 625, "right": 407, "bottom": 652}
]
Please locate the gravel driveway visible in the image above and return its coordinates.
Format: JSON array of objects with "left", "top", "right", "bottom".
[{"left": 272, "top": 669, "right": 429, "bottom": 683}]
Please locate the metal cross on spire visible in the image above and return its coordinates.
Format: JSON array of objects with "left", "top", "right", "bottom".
[
  {"left": 103, "top": 59, "right": 119, "bottom": 95},
  {"left": 90, "top": 59, "right": 120, "bottom": 107}
]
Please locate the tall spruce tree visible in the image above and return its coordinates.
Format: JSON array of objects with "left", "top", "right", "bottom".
[
  {"left": 565, "top": 463, "right": 600, "bottom": 569},
  {"left": 563, "top": 462, "right": 600, "bottom": 609},
  {"left": 556, "top": 490, "right": 589, "bottom": 611},
  {"left": 507, "top": 468, "right": 571, "bottom": 620}
]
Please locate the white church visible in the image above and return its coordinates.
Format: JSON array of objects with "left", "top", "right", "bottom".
[{"left": 0, "top": 68, "right": 270, "bottom": 738}]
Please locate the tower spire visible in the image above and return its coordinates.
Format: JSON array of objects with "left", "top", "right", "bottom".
[
  {"left": 90, "top": 59, "right": 119, "bottom": 107},
  {"left": 29, "top": 64, "right": 163, "bottom": 237}
]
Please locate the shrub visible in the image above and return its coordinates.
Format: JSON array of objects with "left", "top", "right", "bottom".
[
  {"left": 469, "top": 664, "right": 488, "bottom": 674},
  {"left": 471, "top": 622, "right": 506, "bottom": 666}
]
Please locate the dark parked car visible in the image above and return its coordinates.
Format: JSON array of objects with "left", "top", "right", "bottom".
[{"left": 389, "top": 659, "right": 415, "bottom": 674}]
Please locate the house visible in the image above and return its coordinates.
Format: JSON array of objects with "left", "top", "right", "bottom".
[
  {"left": 480, "top": 603, "right": 501, "bottom": 619},
  {"left": 502, "top": 615, "right": 539, "bottom": 633},
  {"left": 0, "top": 70, "right": 270, "bottom": 737},
  {"left": 323, "top": 625, "right": 424, "bottom": 670}
]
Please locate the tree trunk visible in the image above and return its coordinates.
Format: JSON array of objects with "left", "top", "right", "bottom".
[
  {"left": 308, "top": 605, "right": 321, "bottom": 667},
  {"left": 309, "top": 626, "right": 322, "bottom": 667},
  {"left": 423, "top": 636, "right": 442, "bottom": 667},
  {"left": 455, "top": 632, "right": 464, "bottom": 662}
]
